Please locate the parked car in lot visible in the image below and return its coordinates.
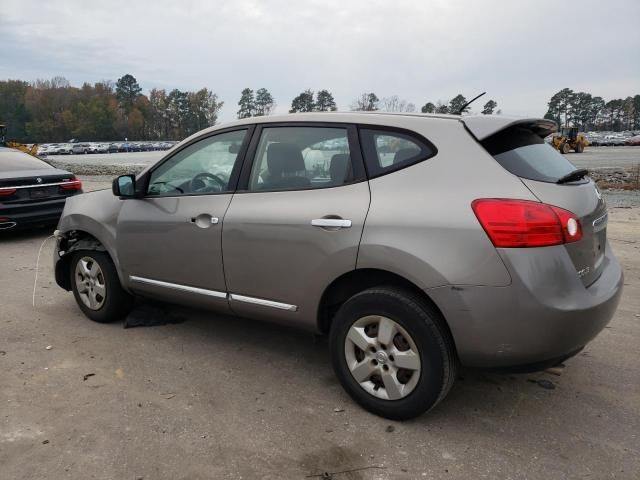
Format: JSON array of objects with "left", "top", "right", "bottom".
[
  {"left": 53, "top": 113, "right": 623, "bottom": 419},
  {"left": 86, "top": 143, "right": 106, "bottom": 154},
  {"left": 0, "top": 147, "right": 82, "bottom": 229},
  {"left": 49, "top": 144, "right": 72, "bottom": 155},
  {"left": 624, "top": 135, "right": 640, "bottom": 146},
  {"left": 37, "top": 144, "right": 52, "bottom": 156},
  {"left": 607, "top": 137, "right": 626, "bottom": 146},
  {"left": 71, "top": 143, "right": 92, "bottom": 154}
]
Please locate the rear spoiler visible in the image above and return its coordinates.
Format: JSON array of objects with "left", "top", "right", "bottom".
[{"left": 462, "top": 115, "right": 557, "bottom": 141}]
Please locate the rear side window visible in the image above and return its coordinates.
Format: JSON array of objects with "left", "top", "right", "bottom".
[
  {"left": 359, "top": 129, "right": 436, "bottom": 177},
  {"left": 248, "top": 126, "right": 353, "bottom": 191},
  {"left": 482, "top": 127, "right": 579, "bottom": 183}
]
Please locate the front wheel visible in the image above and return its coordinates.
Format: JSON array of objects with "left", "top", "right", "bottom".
[
  {"left": 330, "top": 287, "right": 457, "bottom": 420},
  {"left": 70, "top": 251, "right": 134, "bottom": 323}
]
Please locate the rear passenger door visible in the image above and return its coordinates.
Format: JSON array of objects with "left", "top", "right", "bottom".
[{"left": 221, "top": 123, "right": 370, "bottom": 328}]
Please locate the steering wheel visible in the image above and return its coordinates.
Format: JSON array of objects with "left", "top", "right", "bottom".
[{"left": 190, "top": 172, "right": 227, "bottom": 192}]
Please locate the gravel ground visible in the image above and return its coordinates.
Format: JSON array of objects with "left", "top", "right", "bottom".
[
  {"left": 2, "top": 146, "right": 638, "bottom": 478},
  {"left": 569, "top": 146, "right": 640, "bottom": 170},
  {"left": 1, "top": 195, "right": 639, "bottom": 478}
]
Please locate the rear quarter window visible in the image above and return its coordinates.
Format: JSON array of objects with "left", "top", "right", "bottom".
[
  {"left": 359, "top": 128, "right": 436, "bottom": 177},
  {"left": 482, "top": 127, "right": 579, "bottom": 183}
]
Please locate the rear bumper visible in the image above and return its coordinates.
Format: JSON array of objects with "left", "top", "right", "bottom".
[
  {"left": 0, "top": 197, "right": 69, "bottom": 229},
  {"left": 429, "top": 242, "right": 623, "bottom": 368}
]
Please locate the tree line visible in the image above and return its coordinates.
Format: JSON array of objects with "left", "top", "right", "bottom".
[
  {"left": 0, "top": 74, "right": 223, "bottom": 142},
  {"left": 544, "top": 88, "right": 640, "bottom": 131},
  {"left": 4, "top": 75, "right": 637, "bottom": 143},
  {"left": 236, "top": 89, "right": 499, "bottom": 117}
]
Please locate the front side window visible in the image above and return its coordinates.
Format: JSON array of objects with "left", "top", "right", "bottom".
[
  {"left": 248, "top": 127, "right": 353, "bottom": 191},
  {"left": 147, "top": 130, "right": 247, "bottom": 196},
  {"left": 360, "top": 129, "right": 436, "bottom": 177}
]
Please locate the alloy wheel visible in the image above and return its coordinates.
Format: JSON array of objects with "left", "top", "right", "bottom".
[
  {"left": 344, "top": 315, "right": 421, "bottom": 400},
  {"left": 74, "top": 256, "right": 106, "bottom": 310}
]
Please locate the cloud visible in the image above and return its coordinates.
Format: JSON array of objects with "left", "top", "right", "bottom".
[{"left": 1, "top": 0, "right": 638, "bottom": 121}]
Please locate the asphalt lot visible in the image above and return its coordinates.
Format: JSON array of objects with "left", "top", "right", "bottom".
[
  {"left": 1, "top": 188, "right": 639, "bottom": 479},
  {"left": 569, "top": 146, "right": 640, "bottom": 170}
]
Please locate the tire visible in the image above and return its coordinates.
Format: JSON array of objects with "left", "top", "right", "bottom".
[
  {"left": 575, "top": 143, "right": 584, "bottom": 153},
  {"left": 329, "top": 287, "right": 457, "bottom": 420},
  {"left": 560, "top": 142, "right": 570, "bottom": 154},
  {"left": 70, "top": 251, "right": 134, "bottom": 323}
]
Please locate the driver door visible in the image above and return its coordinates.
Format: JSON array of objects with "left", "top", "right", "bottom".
[{"left": 116, "top": 128, "right": 251, "bottom": 311}]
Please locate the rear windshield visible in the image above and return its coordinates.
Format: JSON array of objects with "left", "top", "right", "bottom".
[
  {"left": 0, "top": 151, "right": 54, "bottom": 172},
  {"left": 481, "top": 127, "right": 579, "bottom": 183}
]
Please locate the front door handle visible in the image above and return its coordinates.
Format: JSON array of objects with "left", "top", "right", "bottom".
[
  {"left": 311, "top": 218, "right": 352, "bottom": 228},
  {"left": 190, "top": 214, "right": 219, "bottom": 228}
]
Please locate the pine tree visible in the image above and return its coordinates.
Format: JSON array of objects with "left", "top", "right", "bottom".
[
  {"left": 481, "top": 100, "right": 498, "bottom": 115},
  {"left": 315, "top": 90, "right": 337, "bottom": 111},
  {"left": 254, "top": 88, "right": 274, "bottom": 116},
  {"left": 290, "top": 90, "right": 315, "bottom": 113},
  {"left": 237, "top": 88, "right": 255, "bottom": 119}
]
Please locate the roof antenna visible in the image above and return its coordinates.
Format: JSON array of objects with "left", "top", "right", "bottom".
[{"left": 457, "top": 92, "right": 486, "bottom": 115}]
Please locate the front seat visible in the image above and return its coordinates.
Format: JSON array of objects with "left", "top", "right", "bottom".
[
  {"left": 329, "top": 153, "right": 352, "bottom": 185},
  {"left": 262, "top": 142, "right": 310, "bottom": 189}
]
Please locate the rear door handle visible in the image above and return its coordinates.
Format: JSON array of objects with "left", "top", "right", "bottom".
[{"left": 311, "top": 218, "right": 352, "bottom": 228}]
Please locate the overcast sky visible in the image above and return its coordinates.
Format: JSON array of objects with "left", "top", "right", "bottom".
[{"left": 1, "top": 0, "right": 638, "bottom": 121}]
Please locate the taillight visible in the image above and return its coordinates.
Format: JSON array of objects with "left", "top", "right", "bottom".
[
  {"left": 472, "top": 199, "right": 583, "bottom": 248},
  {"left": 0, "top": 188, "right": 17, "bottom": 197},
  {"left": 60, "top": 179, "right": 82, "bottom": 190}
]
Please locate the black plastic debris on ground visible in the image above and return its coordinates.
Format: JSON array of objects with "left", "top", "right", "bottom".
[
  {"left": 527, "top": 378, "right": 556, "bottom": 390},
  {"left": 124, "top": 302, "right": 187, "bottom": 328}
]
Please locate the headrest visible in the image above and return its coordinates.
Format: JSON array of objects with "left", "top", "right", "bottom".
[
  {"left": 330, "top": 153, "right": 351, "bottom": 183},
  {"left": 393, "top": 147, "right": 420, "bottom": 164},
  {"left": 267, "top": 143, "right": 305, "bottom": 176}
]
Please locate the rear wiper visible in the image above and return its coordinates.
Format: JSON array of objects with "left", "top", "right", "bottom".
[{"left": 557, "top": 168, "right": 589, "bottom": 184}]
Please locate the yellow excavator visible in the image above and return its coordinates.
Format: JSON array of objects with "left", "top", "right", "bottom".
[
  {"left": 0, "top": 124, "right": 39, "bottom": 156},
  {"left": 551, "top": 127, "right": 589, "bottom": 154}
]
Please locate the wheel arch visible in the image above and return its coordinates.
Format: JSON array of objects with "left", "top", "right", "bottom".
[
  {"left": 55, "top": 229, "right": 117, "bottom": 291},
  {"left": 317, "top": 268, "right": 458, "bottom": 354}
]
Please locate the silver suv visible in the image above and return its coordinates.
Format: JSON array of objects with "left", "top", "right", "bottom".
[{"left": 54, "top": 113, "right": 623, "bottom": 419}]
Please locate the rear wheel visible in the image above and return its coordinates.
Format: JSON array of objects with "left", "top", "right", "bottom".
[
  {"left": 70, "top": 251, "right": 134, "bottom": 323},
  {"left": 560, "top": 142, "right": 571, "bottom": 154},
  {"left": 330, "top": 287, "right": 457, "bottom": 420}
]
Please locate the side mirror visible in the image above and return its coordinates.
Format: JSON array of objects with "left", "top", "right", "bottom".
[{"left": 112, "top": 174, "right": 136, "bottom": 198}]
